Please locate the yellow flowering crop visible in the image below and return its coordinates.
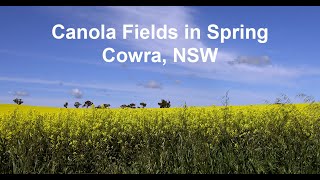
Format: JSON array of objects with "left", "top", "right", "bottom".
[{"left": 0, "top": 103, "right": 319, "bottom": 174}]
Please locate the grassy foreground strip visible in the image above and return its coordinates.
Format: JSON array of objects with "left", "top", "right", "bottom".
[{"left": 0, "top": 104, "right": 320, "bottom": 173}]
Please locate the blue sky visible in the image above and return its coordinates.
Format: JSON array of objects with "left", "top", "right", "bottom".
[{"left": 1, "top": 6, "right": 320, "bottom": 107}]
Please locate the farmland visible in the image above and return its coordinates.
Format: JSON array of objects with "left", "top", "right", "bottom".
[{"left": 0, "top": 103, "right": 320, "bottom": 173}]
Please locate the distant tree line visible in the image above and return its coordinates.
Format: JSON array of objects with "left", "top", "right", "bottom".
[
  {"left": 120, "top": 102, "right": 147, "bottom": 109},
  {"left": 13, "top": 98, "right": 172, "bottom": 109}
]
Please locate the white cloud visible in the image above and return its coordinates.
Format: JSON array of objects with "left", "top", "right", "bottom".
[
  {"left": 48, "top": 6, "right": 234, "bottom": 61},
  {"left": 71, "top": 88, "right": 83, "bottom": 99},
  {"left": 48, "top": 6, "right": 320, "bottom": 85},
  {"left": 4, "top": 6, "right": 320, "bottom": 86}
]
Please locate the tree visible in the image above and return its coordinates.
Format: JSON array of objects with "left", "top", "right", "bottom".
[
  {"left": 158, "top": 99, "right": 171, "bottom": 108},
  {"left": 140, "top": 102, "right": 147, "bottom": 108},
  {"left": 129, "top": 103, "right": 136, "bottom": 108},
  {"left": 95, "top": 105, "right": 101, "bottom": 109},
  {"left": 82, "top": 100, "right": 93, "bottom": 108},
  {"left": 74, "top": 102, "right": 81, "bottom": 108},
  {"left": 120, "top": 104, "right": 127, "bottom": 109},
  {"left": 64, "top": 102, "right": 68, "bottom": 108},
  {"left": 102, "top": 104, "right": 111, "bottom": 108},
  {"left": 13, "top": 98, "right": 23, "bottom": 105}
]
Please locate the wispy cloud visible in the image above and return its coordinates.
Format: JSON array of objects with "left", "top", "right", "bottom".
[
  {"left": 0, "top": 76, "right": 62, "bottom": 85},
  {"left": 0, "top": 48, "right": 104, "bottom": 66},
  {"left": 0, "top": 76, "right": 160, "bottom": 94},
  {"left": 8, "top": 91, "right": 29, "bottom": 97},
  {"left": 228, "top": 56, "right": 271, "bottom": 66},
  {"left": 0, "top": 75, "right": 309, "bottom": 107},
  {"left": 137, "top": 80, "right": 162, "bottom": 89},
  {"left": 174, "top": 80, "right": 182, "bottom": 85}
]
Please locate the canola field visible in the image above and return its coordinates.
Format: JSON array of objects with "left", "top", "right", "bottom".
[{"left": 0, "top": 103, "right": 320, "bottom": 174}]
